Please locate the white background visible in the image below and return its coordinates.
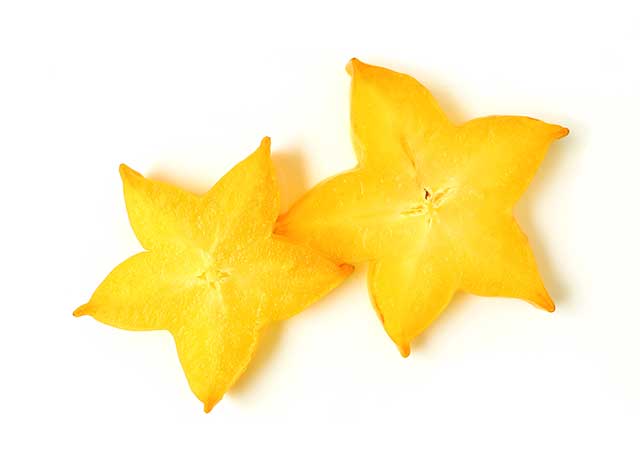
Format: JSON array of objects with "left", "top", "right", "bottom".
[{"left": 1, "top": 1, "right": 639, "bottom": 461}]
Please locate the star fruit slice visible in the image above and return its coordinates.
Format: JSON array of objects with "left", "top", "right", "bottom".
[
  {"left": 74, "top": 137, "right": 353, "bottom": 412},
  {"left": 277, "top": 59, "right": 569, "bottom": 357}
]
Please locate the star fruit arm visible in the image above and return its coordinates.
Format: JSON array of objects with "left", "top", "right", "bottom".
[
  {"left": 368, "top": 223, "right": 460, "bottom": 357},
  {"left": 347, "top": 58, "right": 451, "bottom": 174},
  {"left": 203, "top": 137, "right": 280, "bottom": 254},
  {"left": 73, "top": 247, "right": 212, "bottom": 330},
  {"left": 439, "top": 202, "right": 555, "bottom": 311},
  {"left": 224, "top": 235, "right": 353, "bottom": 323},
  {"left": 119, "top": 164, "right": 206, "bottom": 251},
  {"left": 75, "top": 138, "right": 352, "bottom": 411},
  {"left": 415, "top": 115, "right": 569, "bottom": 210}
]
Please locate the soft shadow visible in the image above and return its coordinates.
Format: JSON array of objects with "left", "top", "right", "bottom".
[
  {"left": 272, "top": 149, "right": 310, "bottom": 212},
  {"left": 332, "top": 262, "right": 368, "bottom": 300},
  {"left": 515, "top": 131, "right": 584, "bottom": 306},
  {"left": 232, "top": 264, "right": 362, "bottom": 397},
  {"left": 234, "top": 148, "right": 311, "bottom": 395},
  {"left": 410, "top": 292, "right": 474, "bottom": 353},
  {"left": 230, "top": 322, "right": 284, "bottom": 396}
]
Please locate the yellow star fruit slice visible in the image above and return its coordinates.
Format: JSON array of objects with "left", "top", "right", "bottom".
[
  {"left": 277, "top": 59, "right": 568, "bottom": 357},
  {"left": 74, "top": 137, "right": 353, "bottom": 412}
]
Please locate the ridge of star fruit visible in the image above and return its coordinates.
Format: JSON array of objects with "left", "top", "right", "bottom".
[
  {"left": 74, "top": 137, "right": 353, "bottom": 412},
  {"left": 276, "top": 59, "right": 569, "bottom": 357}
]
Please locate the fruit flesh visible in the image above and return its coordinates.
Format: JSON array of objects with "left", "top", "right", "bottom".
[
  {"left": 75, "top": 137, "right": 352, "bottom": 411},
  {"left": 278, "top": 59, "right": 568, "bottom": 355}
]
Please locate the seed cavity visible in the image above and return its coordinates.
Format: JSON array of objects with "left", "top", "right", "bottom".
[{"left": 198, "top": 268, "right": 231, "bottom": 289}]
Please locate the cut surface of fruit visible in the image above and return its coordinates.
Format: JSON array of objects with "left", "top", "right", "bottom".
[
  {"left": 75, "top": 137, "right": 352, "bottom": 411},
  {"left": 277, "top": 59, "right": 568, "bottom": 355}
]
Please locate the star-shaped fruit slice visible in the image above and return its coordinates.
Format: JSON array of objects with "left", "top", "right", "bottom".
[
  {"left": 74, "top": 137, "right": 352, "bottom": 411},
  {"left": 277, "top": 59, "right": 569, "bottom": 357}
]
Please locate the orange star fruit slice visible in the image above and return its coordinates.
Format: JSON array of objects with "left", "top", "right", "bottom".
[
  {"left": 277, "top": 59, "right": 569, "bottom": 357},
  {"left": 74, "top": 137, "right": 352, "bottom": 411}
]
